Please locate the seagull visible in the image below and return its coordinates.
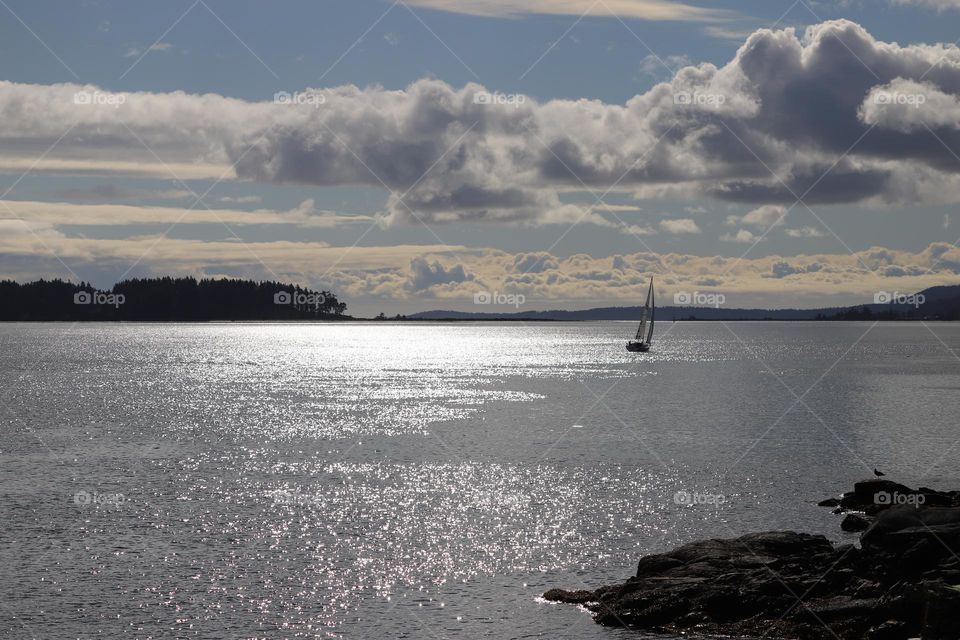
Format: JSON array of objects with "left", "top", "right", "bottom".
[{"left": 873, "top": 468, "right": 885, "bottom": 477}]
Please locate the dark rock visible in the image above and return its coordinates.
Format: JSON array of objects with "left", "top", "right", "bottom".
[
  {"left": 920, "top": 580, "right": 960, "bottom": 640},
  {"left": 938, "top": 569, "right": 960, "bottom": 584},
  {"left": 545, "top": 480, "right": 960, "bottom": 639},
  {"left": 541, "top": 588, "right": 594, "bottom": 604},
  {"left": 918, "top": 491, "right": 954, "bottom": 507},
  {"left": 635, "top": 553, "right": 683, "bottom": 576},
  {"left": 819, "top": 497, "right": 841, "bottom": 507},
  {"left": 854, "top": 479, "right": 914, "bottom": 499},
  {"left": 862, "top": 506, "right": 960, "bottom": 549},
  {"left": 866, "top": 620, "right": 911, "bottom": 640},
  {"left": 841, "top": 513, "right": 871, "bottom": 532},
  {"left": 852, "top": 579, "right": 884, "bottom": 598}
]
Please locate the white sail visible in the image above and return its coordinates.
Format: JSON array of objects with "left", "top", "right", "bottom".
[
  {"left": 646, "top": 281, "right": 655, "bottom": 344},
  {"left": 634, "top": 278, "right": 654, "bottom": 342}
]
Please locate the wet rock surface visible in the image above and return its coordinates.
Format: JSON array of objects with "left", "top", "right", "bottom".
[{"left": 543, "top": 480, "right": 960, "bottom": 639}]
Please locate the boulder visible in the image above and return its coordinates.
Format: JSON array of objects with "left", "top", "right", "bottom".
[
  {"left": 546, "top": 481, "right": 960, "bottom": 639},
  {"left": 541, "top": 588, "right": 594, "bottom": 604},
  {"left": 841, "top": 513, "right": 871, "bottom": 532}
]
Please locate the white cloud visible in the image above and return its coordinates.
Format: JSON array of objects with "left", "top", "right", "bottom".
[
  {"left": 659, "top": 218, "right": 701, "bottom": 234},
  {"left": 4, "top": 20, "right": 960, "bottom": 228},
  {"left": 54, "top": 184, "right": 192, "bottom": 202},
  {"left": 859, "top": 79, "right": 960, "bottom": 132},
  {"left": 892, "top": 0, "right": 960, "bottom": 10},
  {"left": 785, "top": 226, "right": 826, "bottom": 238},
  {"left": 727, "top": 204, "right": 787, "bottom": 230},
  {"left": 740, "top": 205, "right": 787, "bottom": 228},
  {"left": 1, "top": 199, "right": 374, "bottom": 228},
  {"left": 123, "top": 42, "right": 174, "bottom": 58},
  {"left": 701, "top": 25, "right": 759, "bottom": 41},
  {"left": 721, "top": 228, "right": 760, "bottom": 243},
  {"left": 5, "top": 236, "right": 957, "bottom": 312},
  {"left": 218, "top": 195, "right": 262, "bottom": 204},
  {"left": 620, "top": 223, "right": 657, "bottom": 236},
  {"left": 400, "top": 0, "right": 733, "bottom": 21},
  {"left": 639, "top": 54, "right": 691, "bottom": 78}
]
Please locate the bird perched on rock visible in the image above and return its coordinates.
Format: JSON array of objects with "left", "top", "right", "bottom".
[{"left": 873, "top": 468, "right": 885, "bottom": 477}]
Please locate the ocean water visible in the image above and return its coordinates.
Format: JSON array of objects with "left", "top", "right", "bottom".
[{"left": 1, "top": 321, "right": 959, "bottom": 639}]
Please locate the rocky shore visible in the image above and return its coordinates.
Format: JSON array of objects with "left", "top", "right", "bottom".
[{"left": 543, "top": 479, "right": 960, "bottom": 639}]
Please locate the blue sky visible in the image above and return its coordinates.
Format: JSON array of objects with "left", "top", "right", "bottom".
[
  {"left": 4, "top": 1, "right": 957, "bottom": 99},
  {"left": 2, "top": 0, "right": 960, "bottom": 314}
]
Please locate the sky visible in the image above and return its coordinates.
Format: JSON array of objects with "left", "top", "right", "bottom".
[{"left": 3, "top": 0, "right": 960, "bottom": 316}]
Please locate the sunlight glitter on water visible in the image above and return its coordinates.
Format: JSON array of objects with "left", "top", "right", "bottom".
[{"left": 3, "top": 322, "right": 960, "bottom": 638}]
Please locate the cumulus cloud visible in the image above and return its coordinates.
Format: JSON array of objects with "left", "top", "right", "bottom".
[
  {"left": 639, "top": 54, "right": 692, "bottom": 78},
  {"left": 721, "top": 228, "right": 761, "bottom": 243},
  {"left": 621, "top": 223, "right": 657, "bottom": 236},
  {"left": 660, "top": 218, "right": 701, "bottom": 234},
  {"left": 407, "top": 256, "right": 473, "bottom": 291},
  {"left": 512, "top": 252, "right": 560, "bottom": 273},
  {"left": 6, "top": 232, "right": 956, "bottom": 311},
  {"left": 859, "top": 79, "right": 960, "bottom": 132},
  {"left": 770, "top": 261, "right": 802, "bottom": 278},
  {"left": 726, "top": 204, "right": 787, "bottom": 228},
  {"left": 5, "top": 20, "right": 960, "bottom": 227}
]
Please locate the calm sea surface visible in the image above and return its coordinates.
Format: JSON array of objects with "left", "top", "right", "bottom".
[{"left": 1, "top": 321, "right": 959, "bottom": 639}]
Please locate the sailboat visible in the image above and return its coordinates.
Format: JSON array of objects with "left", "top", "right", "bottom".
[{"left": 626, "top": 277, "right": 655, "bottom": 352}]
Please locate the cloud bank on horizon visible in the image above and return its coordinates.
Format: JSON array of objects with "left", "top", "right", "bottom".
[{"left": 4, "top": 17, "right": 960, "bottom": 312}]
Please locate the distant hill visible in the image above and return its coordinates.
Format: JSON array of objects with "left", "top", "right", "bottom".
[
  {"left": 410, "top": 284, "right": 960, "bottom": 321},
  {"left": 409, "top": 306, "right": 845, "bottom": 321},
  {"left": 0, "top": 277, "right": 349, "bottom": 321},
  {"left": 822, "top": 284, "right": 960, "bottom": 320}
]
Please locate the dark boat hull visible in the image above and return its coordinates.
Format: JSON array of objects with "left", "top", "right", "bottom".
[{"left": 626, "top": 341, "right": 650, "bottom": 352}]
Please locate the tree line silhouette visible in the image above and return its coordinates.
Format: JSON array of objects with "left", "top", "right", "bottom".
[{"left": 0, "top": 277, "right": 348, "bottom": 321}]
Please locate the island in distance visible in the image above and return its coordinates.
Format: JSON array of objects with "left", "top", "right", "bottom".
[
  {"left": 0, "top": 277, "right": 348, "bottom": 321},
  {"left": 2, "top": 278, "right": 959, "bottom": 322},
  {"left": 411, "top": 284, "right": 960, "bottom": 322}
]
